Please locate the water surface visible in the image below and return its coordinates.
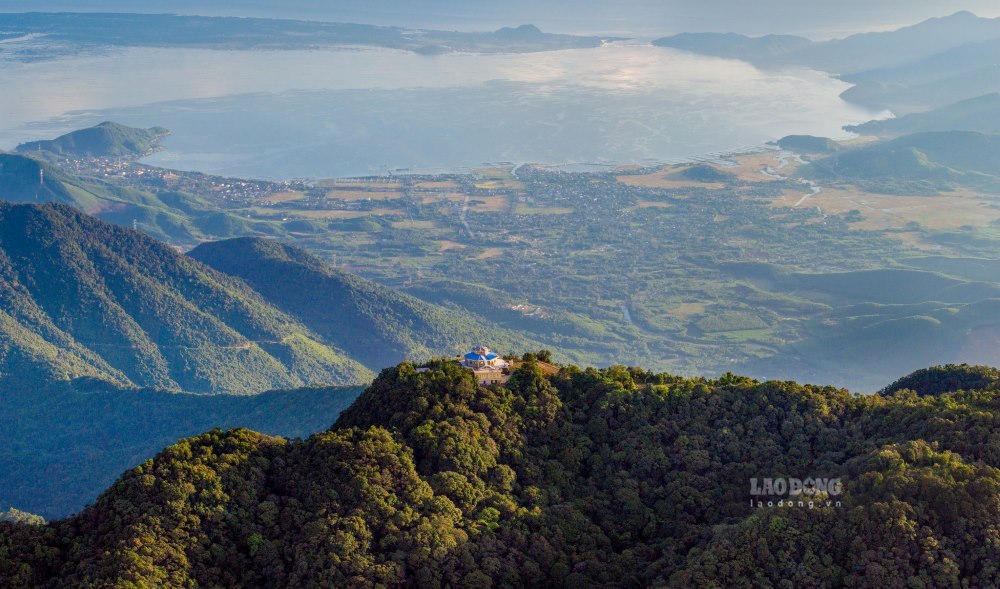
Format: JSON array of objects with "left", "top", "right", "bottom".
[{"left": 0, "top": 42, "right": 885, "bottom": 178}]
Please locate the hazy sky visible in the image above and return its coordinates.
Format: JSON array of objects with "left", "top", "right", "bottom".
[{"left": 4, "top": 1, "right": 1000, "bottom": 38}]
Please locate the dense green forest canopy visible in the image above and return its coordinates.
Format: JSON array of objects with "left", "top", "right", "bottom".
[
  {"left": 880, "top": 363, "right": 1000, "bottom": 396},
  {"left": 4, "top": 359, "right": 1000, "bottom": 587}
]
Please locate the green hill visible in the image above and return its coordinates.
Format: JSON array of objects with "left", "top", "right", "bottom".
[
  {"left": 15, "top": 121, "right": 168, "bottom": 159},
  {"left": 0, "top": 152, "right": 260, "bottom": 244},
  {"left": 881, "top": 363, "right": 1000, "bottom": 396},
  {"left": 776, "top": 134, "right": 840, "bottom": 154},
  {"left": 5, "top": 361, "right": 1000, "bottom": 586},
  {"left": 812, "top": 142, "right": 939, "bottom": 180},
  {"left": 0, "top": 153, "right": 98, "bottom": 207},
  {"left": 673, "top": 163, "right": 736, "bottom": 183},
  {"left": 838, "top": 39, "right": 1000, "bottom": 113},
  {"left": 889, "top": 131, "right": 1000, "bottom": 173},
  {"left": 0, "top": 203, "right": 372, "bottom": 393},
  {"left": 188, "top": 237, "right": 544, "bottom": 368},
  {"left": 901, "top": 254, "right": 1000, "bottom": 282}
]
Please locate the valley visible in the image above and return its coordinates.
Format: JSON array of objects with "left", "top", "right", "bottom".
[{"left": 11, "top": 121, "right": 1000, "bottom": 391}]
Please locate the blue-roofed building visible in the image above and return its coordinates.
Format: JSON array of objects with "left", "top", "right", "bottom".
[{"left": 460, "top": 345, "right": 511, "bottom": 385}]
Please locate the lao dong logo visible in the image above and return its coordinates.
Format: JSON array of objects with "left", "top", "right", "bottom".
[{"left": 749, "top": 477, "right": 844, "bottom": 509}]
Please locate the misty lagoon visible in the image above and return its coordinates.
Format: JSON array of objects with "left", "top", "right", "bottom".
[{"left": 0, "top": 42, "right": 884, "bottom": 179}]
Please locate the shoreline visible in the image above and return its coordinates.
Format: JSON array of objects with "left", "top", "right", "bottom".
[{"left": 137, "top": 142, "right": 784, "bottom": 184}]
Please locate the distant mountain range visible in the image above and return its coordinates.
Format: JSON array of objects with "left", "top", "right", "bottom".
[
  {"left": 654, "top": 11, "right": 1000, "bottom": 114},
  {"left": 807, "top": 130, "right": 1000, "bottom": 193},
  {"left": 15, "top": 121, "right": 168, "bottom": 159},
  {"left": 0, "top": 12, "right": 603, "bottom": 59},
  {"left": 654, "top": 11, "right": 1000, "bottom": 74},
  {"left": 839, "top": 39, "right": 1000, "bottom": 113},
  {"left": 846, "top": 93, "right": 1000, "bottom": 136},
  {"left": 652, "top": 32, "right": 812, "bottom": 64}
]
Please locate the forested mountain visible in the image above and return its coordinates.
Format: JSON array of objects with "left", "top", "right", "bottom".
[
  {"left": 189, "top": 237, "right": 543, "bottom": 368},
  {"left": 15, "top": 122, "right": 168, "bottom": 159},
  {"left": 0, "top": 202, "right": 372, "bottom": 393},
  {"left": 4, "top": 359, "right": 1000, "bottom": 587},
  {"left": 838, "top": 40, "right": 1000, "bottom": 113},
  {"left": 0, "top": 209, "right": 553, "bottom": 519}
]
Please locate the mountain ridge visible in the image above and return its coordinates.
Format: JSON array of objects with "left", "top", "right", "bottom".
[
  {"left": 806, "top": 130, "right": 1000, "bottom": 193},
  {"left": 654, "top": 11, "right": 1000, "bottom": 75},
  {"left": 4, "top": 360, "right": 1000, "bottom": 586},
  {"left": 0, "top": 151, "right": 239, "bottom": 244},
  {"left": 0, "top": 202, "right": 373, "bottom": 392},
  {"left": 845, "top": 93, "right": 1000, "bottom": 135},
  {"left": 0, "top": 12, "right": 603, "bottom": 58}
]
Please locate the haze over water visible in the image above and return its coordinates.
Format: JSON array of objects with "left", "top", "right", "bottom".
[{"left": 0, "top": 42, "right": 884, "bottom": 179}]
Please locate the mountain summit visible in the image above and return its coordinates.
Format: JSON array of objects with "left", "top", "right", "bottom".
[{"left": 3, "top": 360, "right": 1000, "bottom": 586}]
